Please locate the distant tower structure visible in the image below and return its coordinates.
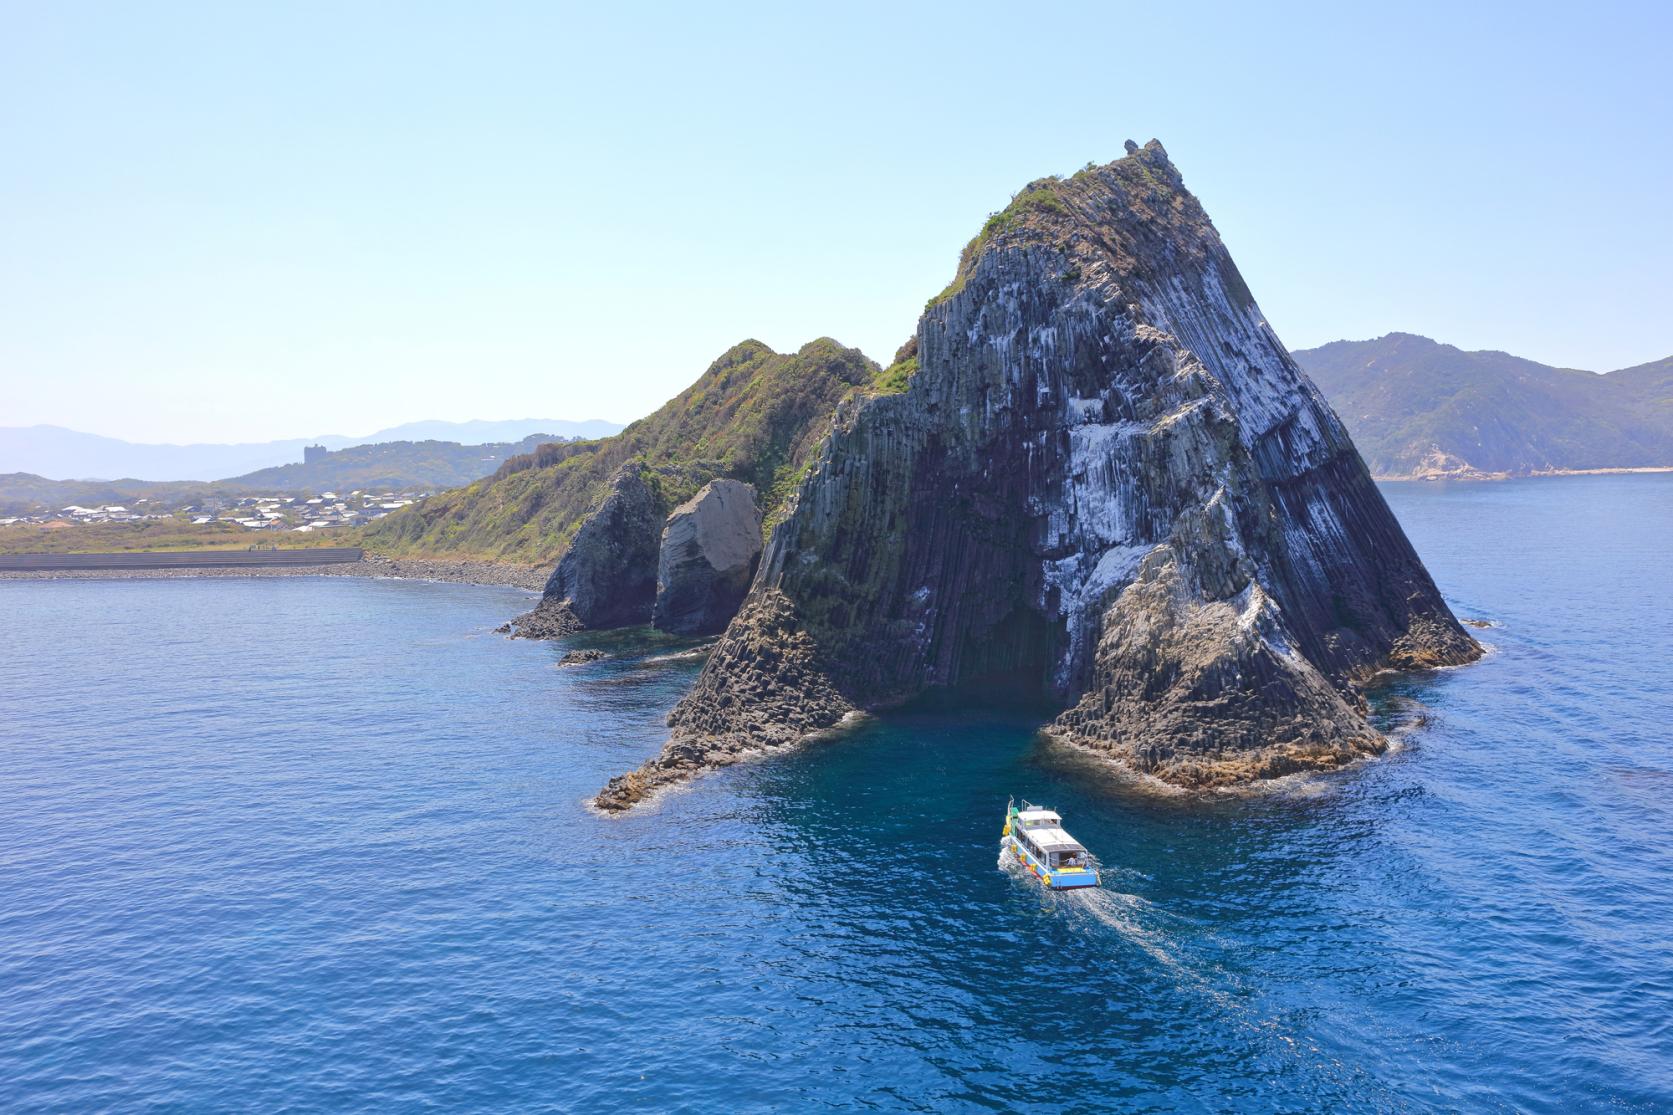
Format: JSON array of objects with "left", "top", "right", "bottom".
[{"left": 304, "top": 444, "right": 328, "bottom": 464}]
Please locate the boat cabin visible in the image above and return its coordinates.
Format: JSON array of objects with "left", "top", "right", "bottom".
[{"left": 1012, "top": 808, "right": 1091, "bottom": 870}]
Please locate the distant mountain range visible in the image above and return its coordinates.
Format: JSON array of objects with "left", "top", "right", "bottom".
[
  {"left": 229, "top": 434, "right": 574, "bottom": 491},
  {"left": 0, "top": 418, "right": 625, "bottom": 482},
  {"left": 12, "top": 336, "right": 1672, "bottom": 498},
  {"left": 1294, "top": 334, "right": 1673, "bottom": 479},
  {"left": 0, "top": 434, "right": 604, "bottom": 516}
]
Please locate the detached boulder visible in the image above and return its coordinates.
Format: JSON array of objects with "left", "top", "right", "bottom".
[
  {"left": 542, "top": 463, "right": 662, "bottom": 628},
  {"left": 654, "top": 479, "right": 763, "bottom": 636}
]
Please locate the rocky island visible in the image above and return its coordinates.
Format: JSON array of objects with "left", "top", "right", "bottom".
[{"left": 595, "top": 140, "right": 1481, "bottom": 810}]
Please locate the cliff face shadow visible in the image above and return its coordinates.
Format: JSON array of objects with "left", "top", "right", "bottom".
[{"left": 890, "top": 673, "right": 1065, "bottom": 720}]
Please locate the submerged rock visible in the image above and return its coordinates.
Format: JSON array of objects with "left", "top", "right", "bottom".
[
  {"left": 595, "top": 140, "right": 1480, "bottom": 809},
  {"left": 558, "top": 648, "right": 608, "bottom": 666},
  {"left": 654, "top": 479, "right": 763, "bottom": 636}
]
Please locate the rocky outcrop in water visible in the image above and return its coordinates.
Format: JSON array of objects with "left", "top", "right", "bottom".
[
  {"left": 507, "top": 595, "right": 585, "bottom": 639},
  {"left": 654, "top": 479, "right": 763, "bottom": 636},
  {"left": 595, "top": 140, "right": 1480, "bottom": 810},
  {"left": 540, "top": 463, "right": 662, "bottom": 629}
]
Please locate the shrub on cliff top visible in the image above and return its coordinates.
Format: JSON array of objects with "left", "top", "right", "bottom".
[
  {"left": 926, "top": 181, "right": 1068, "bottom": 310},
  {"left": 870, "top": 355, "right": 918, "bottom": 395}
]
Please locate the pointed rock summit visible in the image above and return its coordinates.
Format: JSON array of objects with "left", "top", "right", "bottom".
[{"left": 596, "top": 140, "right": 1480, "bottom": 809}]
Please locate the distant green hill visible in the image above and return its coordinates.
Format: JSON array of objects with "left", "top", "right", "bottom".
[
  {"left": 1294, "top": 333, "right": 1673, "bottom": 478},
  {"left": 0, "top": 474, "right": 226, "bottom": 516},
  {"left": 361, "top": 338, "right": 878, "bottom": 563},
  {"left": 226, "top": 434, "right": 565, "bottom": 492},
  {"left": 0, "top": 434, "right": 577, "bottom": 515}
]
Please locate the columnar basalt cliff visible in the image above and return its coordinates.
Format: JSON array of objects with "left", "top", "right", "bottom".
[{"left": 595, "top": 141, "right": 1480, "bottom": 810}]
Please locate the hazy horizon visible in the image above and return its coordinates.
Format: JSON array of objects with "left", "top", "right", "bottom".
[
  {"left": 6, "top": 325, "right": 1658, "bottom": 451},
  {"left": 5, "top": 1, "right": 1669, "bottom": 443},
  {"left": 2, "top": 416, "right": 625, "bottom": 450}
]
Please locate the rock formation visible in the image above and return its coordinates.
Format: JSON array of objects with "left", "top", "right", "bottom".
[
  {"left": 434, "top": 339, "right": 877, "bottom": 638},
  {"left": 366, "top": 339, "right": 874, "bottom": 568},
  {"left": 538, "top": 463, "right": 662, "bottom": 629},
  {"left": 595, "top": 140, "right": 1480, "bottom": 810},
  {"left": 654, "top": 479, "right": 763, "bottom": 636},
  {"left": 506, "top": 595, "right": 584, "bottom": 640}
]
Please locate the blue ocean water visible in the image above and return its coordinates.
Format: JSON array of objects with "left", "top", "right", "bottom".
[{"left": 2, "top": 473, "right": 1670, "bottom": 1113}]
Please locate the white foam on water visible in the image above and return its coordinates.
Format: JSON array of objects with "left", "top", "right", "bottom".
[
  {"left": 639, "top": 646, "right": 715, "bottom": 664},
  {"left": 1057, "top": 885, "right": 1184, "bottom": 971},
  {"left": 997, "top": 840, "right": 1366, "bottom": 1088},
  {"left": 996, "top": 842, "right": 1182, "bottom": 970}
]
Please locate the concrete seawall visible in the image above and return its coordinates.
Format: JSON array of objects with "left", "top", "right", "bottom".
[{"left": 0, "top": 548, "right": 364, "bottom": 571}]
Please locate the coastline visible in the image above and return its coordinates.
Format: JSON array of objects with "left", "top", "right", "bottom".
[
  {"left": 0, "top": 553, "right": 548, "bottom": 591},
  {"left": 1375, "top": 465, "right": 1673, "bottom": 483}
]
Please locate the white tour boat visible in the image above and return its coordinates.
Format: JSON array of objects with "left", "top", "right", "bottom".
[{"left": 1001, "top": 799, "right": 1100, "bottom": 890}]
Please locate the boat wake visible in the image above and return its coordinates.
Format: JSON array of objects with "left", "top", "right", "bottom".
[
  {"left": 1058, "top": 887, "right": 1185, "bottom": 970},
  {"left": 996, "top": 844, "right": 1366, "bottom": 1088},
  {"left": 996, "top": 844, "right": 1182, "bottom": 970}
]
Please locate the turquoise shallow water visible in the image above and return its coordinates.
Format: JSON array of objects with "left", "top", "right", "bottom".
[{"left": 2, "top": 473, "right": 1670, "bottom": 1112}]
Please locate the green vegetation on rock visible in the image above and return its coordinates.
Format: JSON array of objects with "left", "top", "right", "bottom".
[
  {"left": 926, "top": 181, "right": 1070, "bottom": 311},
  {"left": 870, "top": 356, "right": 918, "bottom": 396},
  {"left": 361, "top": 339, "right": 877, "bottom": 563},
  {"left": 917, "top": 143, "right": 1211, "bottom": 318}
]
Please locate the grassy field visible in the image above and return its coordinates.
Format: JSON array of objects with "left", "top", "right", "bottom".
[{"left": 0, "top": 519, "right": 352, "bottom": 556}]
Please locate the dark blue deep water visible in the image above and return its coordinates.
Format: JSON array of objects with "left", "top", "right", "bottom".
[{"left": 2, "top": 474, "right": 1671, "bottom": 1113}]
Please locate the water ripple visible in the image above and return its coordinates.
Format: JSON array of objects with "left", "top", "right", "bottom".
[{"left": 1, "top": 476, "right": 1670, "bottom": 1111}]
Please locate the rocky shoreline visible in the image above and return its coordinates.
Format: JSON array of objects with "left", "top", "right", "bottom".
[{"left": 0, "top": 553, "right": 548, "bottom": 591}]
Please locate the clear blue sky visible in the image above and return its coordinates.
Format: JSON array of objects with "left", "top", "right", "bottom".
[{"left": 3, "top": 0, "right": 1668, "bottom": 443}]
